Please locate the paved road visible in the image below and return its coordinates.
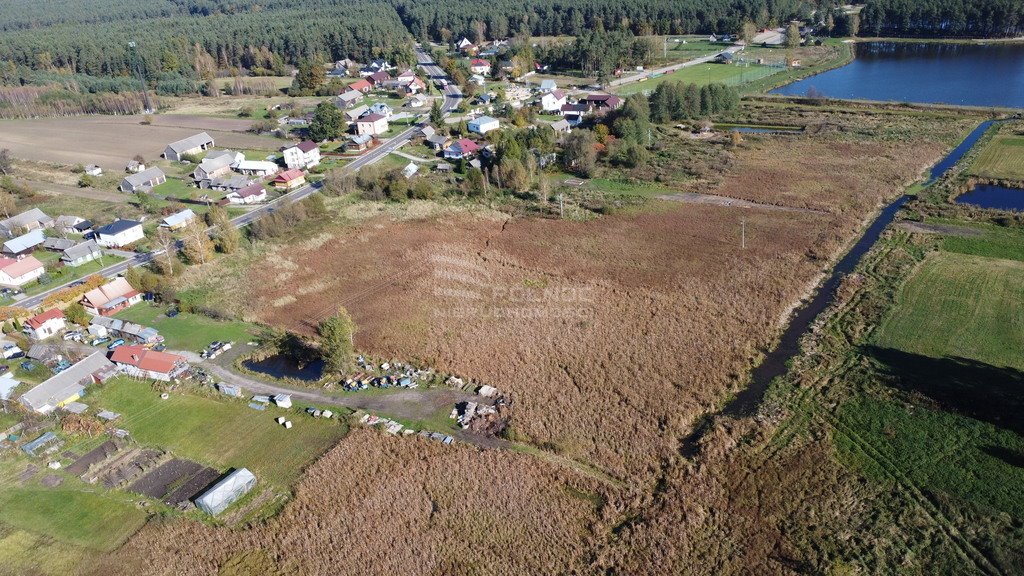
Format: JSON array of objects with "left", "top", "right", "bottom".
[
  {"left": 607, "top": 45, "right": 745, "bottom": 88},
  {"left": 17, "top": 46, "right": 463, "bottom": 312}
]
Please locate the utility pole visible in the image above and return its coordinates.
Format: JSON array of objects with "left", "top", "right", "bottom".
[
  {"left": 741, "top": 218, "right": 746, "bottom": 249},
  {"left": 559, "top": 192, "right": 564, "bottom": 219},
  {"left": 128, "top": 41, "right": 153, "bottom": 113}
]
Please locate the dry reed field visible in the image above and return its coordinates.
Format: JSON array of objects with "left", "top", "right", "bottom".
[{"left": 93, "top": 429, "right": 603, "bottom": 576}]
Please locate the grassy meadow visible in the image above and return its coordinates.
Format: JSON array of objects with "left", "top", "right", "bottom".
[
  {"left": 114, "top": 305, "right": 260, "bottom": 352},
  {"left": 614, "top": 62, "right": 781, "bottom": 95},
  {"left": 873, "top": 251, "right": 1024, "bottom": 371},
  {"left": 968, "top": 132, "right": 1024, "bottom": 180},
  {"left": 89, "top": 377, "right": 350, "bottom": 488}
]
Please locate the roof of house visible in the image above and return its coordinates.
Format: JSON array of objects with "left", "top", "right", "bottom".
[
  {"left": 471, "top": 58, "right": 490, "bottom": 66},
  {"left": 26, "top": 309, "right": 63, "bottom": 330},
  {"left": 20, "top": 352, "right": 113, "bottom": 412},
  {"left": 54, "top": 215, "right": 84, "bottom": 230},
  {"left": 469, "top": 115, "right": 498, "bottom": 125},
  {"left": 450, "top": 138, "right": 480, "bottom": 153},
  {"left": 347, "top": 105, "right": 369, "bottom": 118},
  {"left": 3, "top": 229, "right": 45, "bottom": 254},
  {"left": 166, "top": 132, "right": 214, "bottom": 154},
  {"left": 195, "top": 153, "right": 236, "bottom": 175},
  {"left": 295, "top": 141, "right": 319, "bottom": 153},
  {"left": 337, "top": 89, "right": 362, "bottom": 101},
  {"left": 0, "top": 208, "right": 52, "bottom": 231},
  {"left": 539, "top": 79, "right": 557, "bottom": 90},
  {"left": 73, "top": 220, "right": 93, "bottom": 231},
  {"left": 368, "top": 71, "right": 391, "bottom": 83},
  {"left": 82, "top": 277, "right": 138, "bottom": 309},
  {"left": 234, "top": 160, "right": 279, "bottom": 173},
  {"left": 427, "top": 134, "right": 450, "bottom": 145},
  {"left": 0, "top": 255, "right": 43, "bottom": 278},
  {"left": 43, "top": 237, "right": 77, "bottom": 251},
  {"left": 348, "top": 133, "right": 373, "bottom": 145},
  {"left": 549, "top": 89, "right": 566, "bottom": 99},
  {"left": 161, "top": 209, "right": 195, "bottom": 228},
  {"left": 122, "top": 167, "right": 166, "bottom": 188},
  {"left": 273, "top": 169, "right": 305, "bottom": 183},
  {"left": 359, "top": 113, "right": 386, "bottom": 123},
  {"left": 585, "top": 93, "right": 622, "bottom": 107},
  {"left": 561, "top": 103, "right": 591, "bottom": 113},
  {"left": 96, "top": 219, "right": 142, "bottom": 237},
  {"left": 110, "top": 345, "right": 185, "bottom": 374},
  {"left": 232, "top": 183, "right": 266, "bottom": 198},
  {"left": 62, "top": 240, "right": 101, "bottom": 261},
  {"left": 349, "top": 79, "right": 372, "bottom": 91},
  {"left": 550, "top": 119, "right": 571, "bottom": 131}
]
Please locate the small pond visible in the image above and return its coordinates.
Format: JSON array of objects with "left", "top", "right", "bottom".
[
  {"left": 956, "top": 184, "right": 1024, "bottom": 212},
  {"left": 243, "top": 355, "right": 324, "bottom": 382}
]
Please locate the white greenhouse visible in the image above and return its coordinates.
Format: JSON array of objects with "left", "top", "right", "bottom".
[{"left": 195, "top": 468, "right": 256, "bottom": 515}]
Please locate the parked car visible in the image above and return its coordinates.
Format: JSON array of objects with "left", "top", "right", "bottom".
[
  {"left": 91, "top": 337, "right": 111, "bottom": 347},
  {"left": 63, "top": 331, "right": 82, "bottom": 342},
  {"left": 107, "top": 339, "right": 125, "bottom": 350},
  {"left": 166, "top": 308, "right": 179, "bottom": 318}
]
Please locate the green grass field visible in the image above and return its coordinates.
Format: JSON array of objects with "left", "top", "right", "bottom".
[
  {"left": 614, "top": 63, "right": 781, "bottom": 95},
  {"left": 874, "top": 251, "right": 1024, "bottom": 371},
  {"left": 968, "top": 133, "right": 1024, "bottom": 180},
  {"left": 90, "top": 378, "right": 349, "bottom": 488},
  {"left": 114, "top": 305, "right": 259, "bottom": 352},
  {"left": 0, "top": 487, "right": 147, "bottom": 551},
  {"left": 937, "top": 220, "right": 1024, "bottom": 263}
]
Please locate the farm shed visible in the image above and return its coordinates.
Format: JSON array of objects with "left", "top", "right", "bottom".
[
  {"left": 163, "top": 132, "right": 215, "bottom": 162},
  {"left": 194, "top": 468, "right": 256, "bottom": 515},
  {"left": 19, "top": 352, "right": 115, "bottom": 414}
]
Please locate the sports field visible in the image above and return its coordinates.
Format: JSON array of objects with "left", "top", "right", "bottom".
[
  {"left": 874, "top": 251, "right": 1024, "bottom": 370},
  {"left": 968, "top": 133, "right": 1024, "bottom": 180},
  {"left": 614, "top": 63, "right": 781, "bottom": 95}
]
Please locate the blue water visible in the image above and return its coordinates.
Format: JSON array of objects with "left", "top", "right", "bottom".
[
  {"left": 772, "top": 42, "right": 1024, "bottom": 108},
  {"left": 956, "top": 184, "right": 1024, "bottom": 211}
]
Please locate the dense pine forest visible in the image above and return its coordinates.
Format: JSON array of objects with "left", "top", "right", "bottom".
[{"left": 0, "top": 0, "right": 1020, "bottom": 109}]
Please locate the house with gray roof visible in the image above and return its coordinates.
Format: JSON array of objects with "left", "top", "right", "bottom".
[
  {"left": 119, "top": 167, "right": 166, "bottom": 193},
  {"left": 163, "top": 132, "right": 215, "bottom": 161},
  {"left": 20, "top": 352, "right": 116, "bottom": 414},
  {"left": 0, "top": 208, "right": 53, "bottom": 238},
  {"left": 2, "top": 229, "right": 45, "bottom": 257},
  {"left": 61, "top": 240, "right": 102, "bottom": 267}
]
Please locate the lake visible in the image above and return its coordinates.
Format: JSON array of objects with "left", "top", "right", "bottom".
[
  {"left": 956, "top": 184, "right": 1024, "bottom": 211},
  {"left": 772, "top": 42, "right": 1024, "bottom": 108},
  {"left": 243, "top": 355, "right": 325, "bottom": 382}
]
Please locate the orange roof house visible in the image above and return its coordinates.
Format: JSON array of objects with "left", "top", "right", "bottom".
[{"left": 110, "top": 345, "right": 188, "bottom": 381}]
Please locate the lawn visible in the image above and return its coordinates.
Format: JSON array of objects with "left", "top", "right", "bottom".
[
  {"left": 0, "top": 483, "right": 147, "bottom": 551},
  {"left": 968, "top": 133, "right": 1024, "bottom": 180},
  {"left": 90, "top": 377, "right": 350, "bottom": 488},
  {"left": 20, "top": 254, "right": 125, "bottom": 297},
  {"left": 613, "top": 62, "right": 781, "bottom": 95},
  {"left": 114, "top": 305, "right": 259, "bottom": 352},
  {"left": 152, "top": 177, "right": 194, "bottom": 198},
  {"left": 937, "top": 219, "right": 1024, "bottom": 263},
  {"left": 873, "top": 251, "right": 1024, "bottom": 371}
]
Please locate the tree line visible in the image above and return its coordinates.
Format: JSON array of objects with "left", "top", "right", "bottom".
[{"left": 859, "top": 0, "right": 1024, "bottom": 38}]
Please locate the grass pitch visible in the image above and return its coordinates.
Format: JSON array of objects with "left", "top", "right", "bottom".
[{"left": 968, "top": 133, "right": 1024, "bottom": 180}]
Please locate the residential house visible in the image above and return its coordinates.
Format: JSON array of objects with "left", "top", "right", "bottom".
[
  {"left": 25, "top": 309, "right": 65, "bottom": 340},
  {"left": 53, "top": 215, "right": 86, "bottom": 235},
  {"left": 443, "top": 138, "right": 481, "bottom": 160},
  {"left": 282, "top": 141, "right": 321, "bottom": 170},
  {"left": 125, "top": 160, "right": 145, "bottom": 174},
  {"left": 225, "top": 183, "right": 268, "bottom": 204},
  {"left": 396, "top": 76, "right": 427, "bottom": 97},
  {"left": 368, "top": 102, "right": 393, "bottom": 118},
  {"left": 234, "top": 160, "right": 280, "bottom": 177},
  {"left": 191, "top": 151, "right": 240, "bottom": 182},
  {"left": 272, "top": 169, "right": 306, "bottom": 190},
  {"left": 550, "top": 118, "right": 572, "bottom": 135},
  {"left": 538, "top": 79, "right": 557, "bottom": 92},
  {"left": 89, "top": 316, "right": 160, "bottom": 344},
  {"left": 469, "top": 74, "right": 486, "bottom": 86},
  {"left": 456, "top": 37, "right": 477, "bottom": 55},
  {"left": 468, "top": 115, "right": 500, "bottom": 135},
  {"left": 348, "top": 78, "right": 372, "bottom": 93},
  {"left": 584, "top": 93, "right": 623, "bottom": 114},
  {"left": 0, "top": 208, "right": 53, "bottom": 238},
  {"left": 19, "top": 352, "right": 115, "bottom": 414},
  {"left": 61, "top": 240, "right": 102, "bottom": 267},
  {"left": 469, "top": 59, "right": 491, "bottom": 75},
  {"left": 84, "top": 165, "right": 103, "bottom": 177},
  {"left": 367, "top": 71, "right": 391, "bottom": 87},
  {"left": 163, "top": 132, "right": 215, "bottom": 161},
  {"left": 2, "top": 229, "right": 45, "bottom": 257},
  {"left": 358, "top": 59, "right": 392, "bottom": 76},
  {"left": 120, "top": 167, "right": 167, "bottom": 193},
  {"left": 161, "top": 209, "right": 196, "bottom": 231},
  {"left": 541, "top": 89, "right": 567, "bottom": 112},
  {"left": 560, "top": 102, "right": 591, "bottom": 123},
  {"left": 401, "top": 162, "right": 418, "bottom": 179},
  {"left": 94, "top": 219, "right": 144, "bottom": 248},
  {"left": 425, "top": 133, "right": 451, "bottom": 151},
  {"left": 81, "top": 277, "right": 142, "bottom": 316},
  {"left": 345, "top": 105, "right": 370, "bottom": 123},
  {"left": 420, "top": 125, "right": 436, "bottom": 139},
  {"left": 405, "top": 94, "right": 428, "bottom": 108},
  {"left": 0, "top": 256, "right": 44, "bottom": 287},
  {"left": 111, "top": 345, "right": 188, "bottom": 381},
  {"left": 354, "top": 113, "right": 388, "bottom": 136},
  {"left": 345, "top": 133, "right": 374, "bottom": 152},
  {"left": 335, "top": 90, "right": 363, "bottom": 109},
  {"left": 201, "top": 174, "right": 253, "bottom": 192},
  {"left": 72, "top": 220, "right": 93, "bottom": 235}
]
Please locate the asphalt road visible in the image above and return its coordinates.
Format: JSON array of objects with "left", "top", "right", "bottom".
[{"left": 18, "top": 46, "right": 462, "bottom": 312}]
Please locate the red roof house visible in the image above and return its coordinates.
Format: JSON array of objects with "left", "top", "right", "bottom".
[
  {"left": 272, "top": 169, "right": 307, "bottom": 190},
  {"left": 26, "top": 308, "right": 66, "bottom": 340},
  {"left": 348, "top": 78, "right": 372, "bottom": 93},
  {"left": 110, "top": 345, "right": 188, "bottom": 381}
]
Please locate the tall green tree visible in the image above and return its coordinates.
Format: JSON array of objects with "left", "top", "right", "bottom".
[
  {"left": 308, "top": 102, "right": 343, "bottom": 141},
  {"left": 318, "top": 307, "right": 356, "bottom": 374}
]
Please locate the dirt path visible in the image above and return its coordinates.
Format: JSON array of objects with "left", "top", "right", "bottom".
[
  {"left": 16, "top": 179, "right": 128, "bottom": 203},
  {"left": 657, "top": 192, "right": 828, "bottom": 214},
  {"left": 896, "top": 221, "right": 983, "bottom": 237}
]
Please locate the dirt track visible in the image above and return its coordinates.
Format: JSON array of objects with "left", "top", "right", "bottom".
[{"left": 0, "top": 114, "right": 281, "bottom": 170}]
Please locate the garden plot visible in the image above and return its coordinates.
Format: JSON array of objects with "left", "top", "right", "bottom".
[{"left": 128, "top": 458, "right": 220, "bottom": 506}]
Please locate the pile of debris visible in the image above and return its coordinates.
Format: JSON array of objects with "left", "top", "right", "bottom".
[
  {"left": 450, "top": 385, "right": 509, "bottom": 436},
  {"left": 360, "top": 413, "right": 406, "bottom": 435},
  {"left": 341, "top": 357, "right": 430, "bottom": 392}
]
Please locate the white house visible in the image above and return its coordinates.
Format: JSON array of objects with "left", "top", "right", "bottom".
[
  {"left": 225, "top": 183, "right": 267, "bottom": 204},
  {"left": 94, "top": 220, "right": 144, "bottom": 248},
  {"left": 368, "top": 102, "right": 393, "bottom": 118},
  {"left": 282, "top": 141, "right": 321, "bottom": 170},
  {"left": 0, "top": 208, "right": 52, "bottom": 238},
  {"left": 25, "top": 309, "right": 65, "bottom": 340},
  {"left": 469, "top": 58, "right": 491, "bottom": 75},
  {"left": 541, "top": 89, "right": 567, "bottom": 112},
  {"left": 468, "top": 115, "right": 500, "bottom": 135},
  {"left": 0, "top": 256, "right": 44, "bottom": 287},
  {"left": 119, "top": 167, "right": 166, "bottom": 193},
  {"left": 161, "top": 209, "right": 196, "bottom": 231},
  {"left": 354, "top": 114, "right": 388, "bottom": 136}
]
